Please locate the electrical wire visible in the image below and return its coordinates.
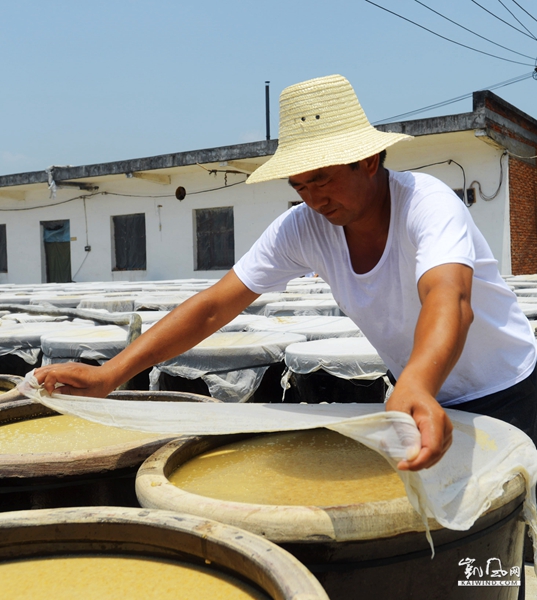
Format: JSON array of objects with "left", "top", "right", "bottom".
[
  {"left": 373, "top": 71, "right": 534, "bottom": 124},
  {"left": 0, "top": 191, "right": 101, "bottom": 211},
  {"left": 71, "top": 252, "right": 89, "bottom": 282},
  {"left": 82, "top": 197, "right": 89, "bottom": 247},
  {"left": 510, "top": 0, "right": 537, "bottom": 25},
  {"left": 365, "top": 1, "right": 535, "bottom": 65},
  {"left": 402, "top": 154, "right": 508, "bottom": 205},
  {"left": 402, "top": 159, "right": 471, "bottom": 206},
  {"left": 69, "top": 197, "right": 91, "bottom": 282},
  {"left": 506, "top": 150, "right": 537, "bottom": 159},
  {"left": 469, "top": 152, "right": 507, "bottom": 201},
  {"left": 413, "top": 0, "right": 535, "bottom": 59},
  {"left": 104, "top": 178, "right": 246, "bottom": 198},
  {"left": 470, "top": 0, "right": 537, "bottom": 40},
  {"left": 497, "top": 0, "right": 537, "bottom": 39}
]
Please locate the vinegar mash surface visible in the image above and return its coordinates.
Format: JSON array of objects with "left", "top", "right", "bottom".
[
  {"left": 0, "top": 415, "right": 161, "bottom": 454},
  {"left": 0, "top": 555, "right": 268, "bottom": 600},
  {"left": 170, "top": 429, "right": 406, "bottom": 505}
]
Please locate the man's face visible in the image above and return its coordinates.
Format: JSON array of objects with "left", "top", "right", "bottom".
[{"left": 288, "top": 162, "right": 376, "bottom": 227}]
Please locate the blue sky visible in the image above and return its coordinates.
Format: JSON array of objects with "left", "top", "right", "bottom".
[{"left": 1, "top": 0, "right": 536, "bottom": 176}]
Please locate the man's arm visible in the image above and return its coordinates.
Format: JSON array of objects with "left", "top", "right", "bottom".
[
  {"left": 385, "top": 262, "right": 474, "bottom": 471},
  {"left": 35, "top": 270, "right": 260, "bottom": 397}
]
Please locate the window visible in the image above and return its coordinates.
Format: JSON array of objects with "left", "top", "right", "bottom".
[
  {"left": 112, "top": 213, "right": 146, "bottom": 270},
  {"left": 195, "top": 207, "right": 234, "bottom": 270},
  {"left": 0, "top": 225, "right": 7, "bottom": 273}
]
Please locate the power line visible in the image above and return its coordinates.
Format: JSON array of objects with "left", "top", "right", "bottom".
[
  {"left": 509, "top": 0, "right": 537, "bottom": 25},
  {"left": 413, "top": 0, "right": 535, "bottom": 59},
  {"left": 0, "top": 192, "right": 101, "bottom": 211},
  {"left": 470, "top": 0, "right": 537, "bottom": 40},
  {"left": 364, "top": 1, "right": 535, "bottom": 66},
  {"left": 497, "top": 0, "right": 537, "bottom": 40},
  {"left": 373, "top": 71, "right": 534, "bottom": 124}
]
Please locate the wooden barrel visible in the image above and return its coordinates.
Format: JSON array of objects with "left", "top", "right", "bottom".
[
  {"left": 0, "top": 506, "right": 329, "bottom": 600},
  {"left": 0, "top": 391, "right": 218, "bottom": 512},
  {"left": 136, "top": 433, "right": 527, "bottom": 600}
]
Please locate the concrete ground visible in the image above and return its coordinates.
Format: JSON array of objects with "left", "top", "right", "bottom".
[{"left": 525, "top": 564, "right": 537, "bottom": 598}]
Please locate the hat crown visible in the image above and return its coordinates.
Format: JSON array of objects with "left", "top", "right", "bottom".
[{"left": 278, "top": 75, "right": 372, "bottom": 148}]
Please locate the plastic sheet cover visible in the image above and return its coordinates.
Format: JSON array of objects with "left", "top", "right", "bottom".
[
  {"left": 19, "top": 371, "right": 537, "bottom": 564},
  {"left": 152, "top": 331, "right": 306, "bottom": 403},
  {"left": 247, "top": 315, "right": 362, "bottom": 340},
  {"left": 285, "top": 337, "right": 387, "bottom": 379}
]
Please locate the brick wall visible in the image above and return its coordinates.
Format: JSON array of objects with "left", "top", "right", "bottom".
[
  {"left": 509, "top": 156, "right": 537, "bottom": 275},
  {"left": 481, "top": 93, "right": 537, "bottom": 275}
]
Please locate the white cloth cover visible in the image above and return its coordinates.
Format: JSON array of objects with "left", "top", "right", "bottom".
[
  {"left": 151, "top": 366, "right": 272, "bottom": 404},
  {"left": 40, "top": 324, "right": 153, "bottom": 364},
  {"left": 242, "top": 293, "right": 331, "bottom": 315},
  {"left": 0, "top": 295, "right": 32, "bottom": 305},
  {"left": 519, "top": 304, "right": 537, "bottom": 319},
  {"left": 157, "top": 331, "right": 307, "bottom": 376},
  {"left": 77, "top": 296, "right": 137, "bottom": 312},
  {"left": 284, "top": 282, "right": 332, "bottom": 294},
  {"left": 18, "top": 371, "right": 537, "bottom": 565},
  {"left": 246, "top": 315, "right": 361, "bottom": 340},
  {"left": 285, "top": 338, "right": 387, "bottom": 379},
  {"left": 219, "top": 315, "right": 271, "bottom": 332},
  {"left": 133, "top": 292, "right": 197, "bottom": 311},
  {"left": 1, "top": 313, "right": 69, "bottom": 323},
  {"left": 264, "top": 299, "right": 344, "bottom": 317},
  {"left": 0, "top": 322, "right": 94, "bottom": 364},
  {"left": 29, "top": 295, "right": 91, "bottom": 308},
  {"left": 515, "top": 289, "right": 537, "bottom": 297},
  {"left": 153, "top": 331, "right": 306, "bottom": 403}
]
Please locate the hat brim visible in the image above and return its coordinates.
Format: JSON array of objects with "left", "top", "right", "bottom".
[{"left": 246, "top": 128, "right": 411, "bottom": 184}]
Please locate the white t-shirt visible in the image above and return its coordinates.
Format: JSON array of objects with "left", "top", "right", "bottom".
[{"left": 234, "top": 170, "right": 537, "bottom": 406}]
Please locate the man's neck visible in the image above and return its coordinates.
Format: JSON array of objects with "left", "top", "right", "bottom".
[{"left": 344, "top": 167, "right": 391, "bottom": 274}]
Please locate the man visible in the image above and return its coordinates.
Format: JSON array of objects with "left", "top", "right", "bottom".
[{"left": 35, "top": 74, "right": 537, "bottom": 473}]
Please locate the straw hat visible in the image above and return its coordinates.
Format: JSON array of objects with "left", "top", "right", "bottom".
[{"left": 246, "top": 74, "right": 412, "bottom": 184}]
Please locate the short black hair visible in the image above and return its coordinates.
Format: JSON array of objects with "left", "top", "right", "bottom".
[{"left": 349, "top": 149, "right": 387, "bottom": 170}]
